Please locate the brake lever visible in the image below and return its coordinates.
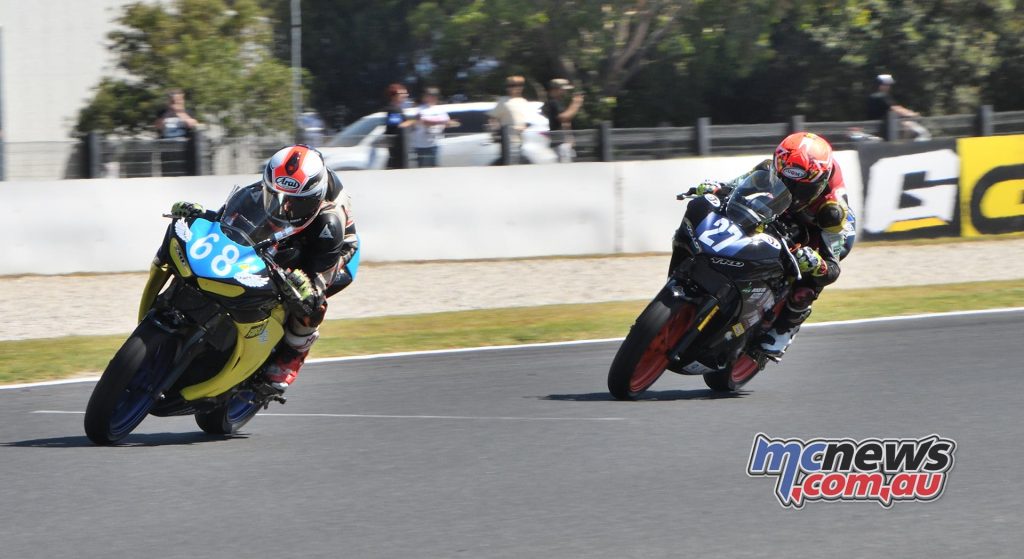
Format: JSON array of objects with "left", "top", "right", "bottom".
[
  {"left": 778, "top": 235, "right": 802, "bottom": 282},
  {"left": 258, "top": 254, "right": 315, "bottom": 317}
]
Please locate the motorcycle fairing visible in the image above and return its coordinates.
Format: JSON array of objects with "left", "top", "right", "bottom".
[
  {"left": 180, "top": 304, "right": 286, "bottom": 400},
  {"left": 694, "top": 213, "right": 782, "bottom": 261},
  {"left": 181, "top": 218, "right": 269, "bottom": 289}
]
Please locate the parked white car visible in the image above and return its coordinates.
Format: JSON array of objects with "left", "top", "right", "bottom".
[{"left": 317, "top": 101, "right": 557, "bottom": 170}]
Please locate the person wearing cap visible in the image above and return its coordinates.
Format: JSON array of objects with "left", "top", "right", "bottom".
[
  {"left": 411, "top": 87, "right": 452, "bottom": 168},
  {"left": 544, "top": 78, "right": 584, "bottom": 162},
  {"left": 866, "top": 74, "right": 930, "bottom": 140},
  {"left": 488, "top": 75, "right": 535, "bottom": 163}
]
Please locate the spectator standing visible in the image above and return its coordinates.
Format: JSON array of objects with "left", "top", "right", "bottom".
[
  {"left": 154, "top": 89, "right": 199, "bottom": 139},
  {"left": 543, "top": 78, "right": 584, "bottom": 162},
  {"left": 298, "top": 109, "right": 326, "bottom": 145},
  {"left": 866, "top": 74, "right": 930, "bottom": 140},
  {"left": 488, "top": 75, "right": 534, "bottom": 163},
  {"left": 383, "top": 83, "right": 415, "bottom": 169},
  {"left": 411, "top": 87, "right": 451, "bottom": 168}
]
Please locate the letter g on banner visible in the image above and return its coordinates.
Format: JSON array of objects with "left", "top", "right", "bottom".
[
  {"left": 857, "top": 141, "right": 960, "bottom": 241},
  {"left": 958, "top": 135, "right": 1024, "bottom": 237}
]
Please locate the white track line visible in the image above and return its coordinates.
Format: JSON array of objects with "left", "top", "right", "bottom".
[{"left": 5, "top": 306, "right": 1024, "bottom": 391}]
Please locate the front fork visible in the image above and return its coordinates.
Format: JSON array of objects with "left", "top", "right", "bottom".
[
  {"left": 666, "top": 295, "right": 723, "bottom": 365},
  {"left": 138, "top": 260, "right": 172, "bottom": 323}
]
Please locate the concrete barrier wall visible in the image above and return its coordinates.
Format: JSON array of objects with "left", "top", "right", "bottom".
[{"left": 2, "top": 153, "right": 866, "bottom": 275}]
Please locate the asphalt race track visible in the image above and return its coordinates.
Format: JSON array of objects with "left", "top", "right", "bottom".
[{"left": 2, "top": 309, "right": 1022, "bottom": 558}]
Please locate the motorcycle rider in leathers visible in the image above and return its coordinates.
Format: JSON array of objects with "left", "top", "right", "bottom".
[
  {"left": 171, "top": 145, "right": 359, "bottom": 391},
  {"left": 671, "top": 132, "right": 856, "bottom": 357}
]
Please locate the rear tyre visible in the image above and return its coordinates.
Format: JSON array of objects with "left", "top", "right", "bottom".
[
  {"left": 703, "top": 353, "right": 763, "bottom": 392},
  {"left": 608, "top": 297, "right": 696, "bottom": 400},
  {"left": 84, "top": 321, "right": 177, "bottom": 445},
  {"left": 195, "top": 386, "right": 263, "bottom": 435}
]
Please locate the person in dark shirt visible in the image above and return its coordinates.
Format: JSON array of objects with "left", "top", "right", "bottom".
[
  {"left": 543, "top": 78, "right": 584, "bottom": 162},
  {"left": 154, "top": 89, "right": 199, "bottom": 139},
  {"left": 866, "top": 74, "right": 930, "bottom": 140},
  {"left": 383, "top": 83, "right": 414, "bottom": 169}
]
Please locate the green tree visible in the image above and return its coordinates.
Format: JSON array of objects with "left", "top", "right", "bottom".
[
  {"left": 404, "top": 0, "right": 1024, "bottom": 126},
  {"left": 75, "top": 0, "right": 294, "bottom": 137},
  {"left": 272, "top": 0, "right": 421, "bottom": 130},
  {"left": 406, "top": 0, "right": 692, "bottom": 124}
]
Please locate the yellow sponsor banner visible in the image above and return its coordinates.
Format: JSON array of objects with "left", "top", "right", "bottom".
[{"left": 958, "top": 135, "right": 1024, "bottom": 237}]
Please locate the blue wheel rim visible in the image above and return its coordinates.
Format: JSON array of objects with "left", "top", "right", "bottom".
[
  {"left": 109, "top": 341, "right": 171, "bottom": 437},
  {"left": 226, "top": 390, "right": 260, "bottom": 424}
]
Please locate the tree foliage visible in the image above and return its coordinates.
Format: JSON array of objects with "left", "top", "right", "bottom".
[
  {"left": 266, "top": 0, "right": 422, "bottom": 130},
  {"left": 80, "top": 0, "right": 1024, "bottom": 135},
  {"left": 76, "top": 0, "right": 294, "bottom": 137},
  {"left": 393, "top": 0, "right": 1024, "bottom": 126}
]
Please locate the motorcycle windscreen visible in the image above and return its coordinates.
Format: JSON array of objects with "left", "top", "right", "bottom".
[
  {"left": 220, "top": 185, "right": 287, "bottom": 245},
  {"left": 724, "top": 170, "right": 792, "bottom": 232}
]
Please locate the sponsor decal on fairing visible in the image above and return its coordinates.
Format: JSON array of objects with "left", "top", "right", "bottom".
[
  {"left": 174, "top": 219, "right": 193, "bottom": 242},
  {"left": 234, "top": 271, "right": 270, "bottom": 288}
]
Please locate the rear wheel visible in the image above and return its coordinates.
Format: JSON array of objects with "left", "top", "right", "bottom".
[
  {"left": 608, "top": 298, "right": 696, "bottom": 400},
  {"left": 85, "top": 321, "right": 177, "bottom": 445},
  {"left": 703, "top": 353, "right": 764, "bottom": 392},
  {"left": 195, "top": 385, "right": 264, "bottom": 435}
]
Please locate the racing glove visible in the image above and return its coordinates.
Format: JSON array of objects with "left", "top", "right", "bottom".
[
  {"left": 695, "top": 180, "right": 725, "bottom": 196},
  {"left": 284, "top": 269, "right": 325, "bottom": 319},
  {"left": 171, "top": 201, "right": 204, "bottom": 219},
  {"left": 794, "top": 246, "right": 828, "bottom": 277}
]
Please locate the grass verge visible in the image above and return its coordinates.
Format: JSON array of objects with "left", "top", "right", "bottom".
[{"left": 3, "top": 278, "right": 1023, "bottom": 385}]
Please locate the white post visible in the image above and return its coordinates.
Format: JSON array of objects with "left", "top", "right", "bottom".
[{"left": 290, "top": 0, "right": 302, "bottom": 144}]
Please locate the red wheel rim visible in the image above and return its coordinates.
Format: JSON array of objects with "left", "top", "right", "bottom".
[
  {"left": 630, "top": 305, "right": 696, "bottom": 393},
  {"left": 731, "top": 354, "right": 758, "bottom": 384}
]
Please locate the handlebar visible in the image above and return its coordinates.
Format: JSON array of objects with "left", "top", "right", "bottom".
[{"left": 676, "top": 187, "right": 699, "bottom": 200}]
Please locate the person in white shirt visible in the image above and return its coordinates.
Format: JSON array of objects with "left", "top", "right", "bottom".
[
  {"left": 488, "top": 75, "right": 534, "bottom": 163},
  {"left": 411, "top": 87, "right": 451, "bottom": 167}
]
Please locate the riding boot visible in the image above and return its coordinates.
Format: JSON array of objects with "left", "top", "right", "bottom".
[{"left": 759, "top": 287, "right": 817, "bottom": 357}]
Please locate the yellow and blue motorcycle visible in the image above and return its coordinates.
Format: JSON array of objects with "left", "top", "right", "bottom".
[{"left": 85, "top": 188, "right": 315, "bottom": 445}]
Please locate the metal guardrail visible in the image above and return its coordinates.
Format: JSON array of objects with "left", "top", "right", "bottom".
[{"left": 2, "top": 107, "right": 1023, "bottom": 180}]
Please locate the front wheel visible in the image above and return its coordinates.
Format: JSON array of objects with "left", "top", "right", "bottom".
[
  {"left": 85, "top": 321, "right": 177, "bottom": 445},
  {"left": 608, "top": 298, "right": 696, "bottom": 400}
]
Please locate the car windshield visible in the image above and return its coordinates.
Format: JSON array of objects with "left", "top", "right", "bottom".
[
  {"left": 219, "top": 186, "right": 291, "bottom": 247},
  {"left": 725, "top": 170, "right": 793, "bottom": 232},
  {"left": 324, "top": 115, "right": 384, "bottom": 147}
]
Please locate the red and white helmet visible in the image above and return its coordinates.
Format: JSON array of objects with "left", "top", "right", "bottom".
[
  {"left": 772, "top": 132, "right": 834, "bottom": 210},
  {"left": 262, "top": 145, "right": 328, "bottom": 228}
]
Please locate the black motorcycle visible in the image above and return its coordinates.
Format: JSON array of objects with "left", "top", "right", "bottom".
[{"left": 607, "top": 170, "right": 804, "bottom": 400}]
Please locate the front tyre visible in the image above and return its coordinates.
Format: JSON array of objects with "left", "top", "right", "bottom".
[
  {"left": 84, "top": 321, "right": 177, "bottom": 445},
  {"left": 608, "top": 298, "right": 696, "bottom": 400}
]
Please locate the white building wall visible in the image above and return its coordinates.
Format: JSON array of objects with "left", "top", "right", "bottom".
[{"left": 0, "top": 0, "right": 136, "bottom": 143}]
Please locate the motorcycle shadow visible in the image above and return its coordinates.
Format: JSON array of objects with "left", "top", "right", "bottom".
[
  {"left": 543, "top": 389, "right": 746, "bottom": 402},
  {"left": 3, "top": 431, "right": 247, "bottom": 448}
]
